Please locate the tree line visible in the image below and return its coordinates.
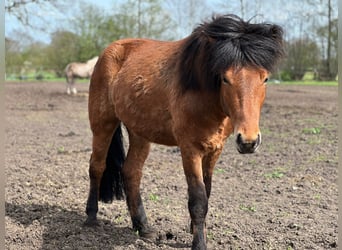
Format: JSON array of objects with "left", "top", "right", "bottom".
[{"left": 5, "top": 0, "right": 338, "bottom": 81}]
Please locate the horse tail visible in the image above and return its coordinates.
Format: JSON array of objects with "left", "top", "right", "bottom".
[
  {"left": 99, "top": 124, "right": 126, "bottom": 202},
  {"left": 64, "top": 63, "right": 72, "bottom": 84}
]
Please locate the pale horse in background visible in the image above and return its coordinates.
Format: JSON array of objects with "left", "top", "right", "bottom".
[{"left": 64, "top": 56, "right": 99, "bottom": 95}]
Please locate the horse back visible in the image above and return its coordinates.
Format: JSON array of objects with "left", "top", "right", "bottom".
[{"left": 90, "top": 39, "right": 181, "bottom": 145}]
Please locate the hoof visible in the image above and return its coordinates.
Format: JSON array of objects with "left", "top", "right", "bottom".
[
  {"left": 84, "top": 217, "right": 100, "bottom": 227},
  {"left": 139, "top": 227, "right": 157, "bottom": 239}
]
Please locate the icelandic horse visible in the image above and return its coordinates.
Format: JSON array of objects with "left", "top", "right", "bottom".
[
  {"left": 85, "top": 14, "right": 284, "bottom": 249},
  {"left": 64, "top": 56, "right": 98, "bottom": 94}
]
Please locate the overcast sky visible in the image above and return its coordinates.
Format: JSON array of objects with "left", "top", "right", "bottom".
[{"left": 5, "top": 0, "right": 337, "bottom": 43}]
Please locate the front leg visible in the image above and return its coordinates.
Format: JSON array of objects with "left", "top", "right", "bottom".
[
  {"left": 189, "top": 148, "right": 223, "bottom": 236},
  {"left": 202, "top": 149, "right": 223, "bottom": 199},
  {"left": 181, "top": 148, "right": 208, "bottom": 250}
]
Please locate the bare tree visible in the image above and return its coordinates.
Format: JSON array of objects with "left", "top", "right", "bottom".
[
  {"left": 165, "top": 0, "right": 210, "bottom": 39},
  {"left": 306, "top": 0, "right": 337, "bottom": 79},
  {"left": 239, "top": 0, "right": 245, "bottom": 19},
  {"left": 326, "top": 0, "right": 333, "bottom": 78},
  {"left": 5, "top": 0, "right": 66, "bottom": 29},
  {"left": 217, "top": 0, "right": 265, "bottom": 21},
  {"left": 112, "top": 0, "right": 175, "bottom": 40}
]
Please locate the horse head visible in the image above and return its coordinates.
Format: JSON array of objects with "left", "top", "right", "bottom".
[
  {"left": 220, "top": 66, "right": 268, "bottom": 154},
  {"left": 178, "top": 15, "right": 284, "bottom": 154},
  {"left": 203, "top": 15, "right": 284, "bottom": 154}
]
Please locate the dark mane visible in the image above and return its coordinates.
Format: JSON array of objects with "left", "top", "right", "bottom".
[{"left": 178, "top": 14, "right": 285, "bottom": 92}]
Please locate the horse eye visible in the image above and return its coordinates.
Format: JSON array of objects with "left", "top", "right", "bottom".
[
  {"left": 264, "top": 78, "right": 269, "bottom": 83},
  {"left": 222, "top": 76, "right": 230, "bottom": 85}
]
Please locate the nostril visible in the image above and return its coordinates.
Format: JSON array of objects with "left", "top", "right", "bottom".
[
  {"left": 236, "top": 133, "right": 243, "bottom": 145},
  {"left": 236, "top": 133, "right": 261, "bottom": 154}
]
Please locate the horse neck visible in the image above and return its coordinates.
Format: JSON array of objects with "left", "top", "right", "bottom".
[
  {"left": 168, "top": 39, "right": 226, "bottom": 120},
  {"left": 174, "top": 89, "right": 227, "bottom": 126},
  {"left": 199, "top": 90, "right": 226, "bottom": 120},
  {"left": 176, "top": 34, "right": 220, "bottom": 93}
]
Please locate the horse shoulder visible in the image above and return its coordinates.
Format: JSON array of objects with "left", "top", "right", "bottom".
[{"left": 171, "top": 93, "right": 232, "bottom": 153}]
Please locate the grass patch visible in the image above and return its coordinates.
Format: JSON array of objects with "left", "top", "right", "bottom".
[
  {"left": 239, "top": 204, "right": 256, "bottom": 212},
  {"left": 280, "top": 81, "right": 337, "bottom": 86},
  {"left": 307, "top": 137, "right": 322, "bottom": 145},
  {"left": 264, "top": 169, "right": 286, "bottom": 179},
  {"left": 302, "top": 127, "right": 322, "bottom": 135},
  {"left": 214, "top": 168, "right": 225, "bottom": 174},
  {"left": 6, "top": 78, "right": 90, "bottom": 83},
  {"left": 113, "top": 215, "right": 125, "bottom": 224},
  {"left": 313, "top": 194, "right": 321, "bottom": 200},
  {"left": 57, "top": 146, "right": 66, "bottom": 154},
  {"left": 148, "top": 193, "right": 160, "bottom": 202},
  {"left": 207, "top": 231, "right": 214, "bottom": 240}
]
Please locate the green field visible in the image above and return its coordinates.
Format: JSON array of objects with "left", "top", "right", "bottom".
[
  {"left": 280, "top": 81, "right": 338, "bottom": 86},
  {"left": 5, "top": 74, "right": 338, "bottom": 87},
  {"left": 8, "top": 80, "right": 339, "bottom": 87}
]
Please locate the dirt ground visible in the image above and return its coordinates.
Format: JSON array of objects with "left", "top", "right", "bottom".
[{"left": 5, "top": 81, "right": 337, "bottom": 250}]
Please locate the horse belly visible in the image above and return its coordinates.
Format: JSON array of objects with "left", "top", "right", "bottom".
[
  {"left": 71, "top": 64, "right": 91, "bottom": 78},
  {"left": 112, "top": 79, "right": 177, "bottom": 146}
]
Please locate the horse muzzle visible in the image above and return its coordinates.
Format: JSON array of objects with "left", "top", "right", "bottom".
[{"left": 235, "top": 133, "right": 261, "bottom": 154}]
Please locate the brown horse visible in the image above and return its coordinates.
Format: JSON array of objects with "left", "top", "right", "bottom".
[
  {"left": 85, "top": 14, "right": 284, "bottom": 249},
  {"left": 64, "top": 56, "right": 98, "bottom": 94}
]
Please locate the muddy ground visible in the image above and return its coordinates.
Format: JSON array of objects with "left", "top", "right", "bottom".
[{"left": 5, "top": 81, "right": 337, "bottom": 249}]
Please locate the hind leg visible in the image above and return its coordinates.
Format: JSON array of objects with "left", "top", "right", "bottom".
[
  {"left": 122, "top": 131, "right": 154, "bottom": 238},
  {"left": 66, "top": 76, "right": 77, "bottom": 95},
  {"left": 66, "top": 81, "right": 71, "bottom": 95},
  {"left": 70, "top": 78, "right": 77, "bottom": 95},
  {"left": 71, "top": 82, "right": 77, "bottom": 95},
  {"left": 85, "top": 121, "right": 119, "bottom": 225},
  {"left": 66, "top": 75, "right": 72, "bottom": 95}
]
